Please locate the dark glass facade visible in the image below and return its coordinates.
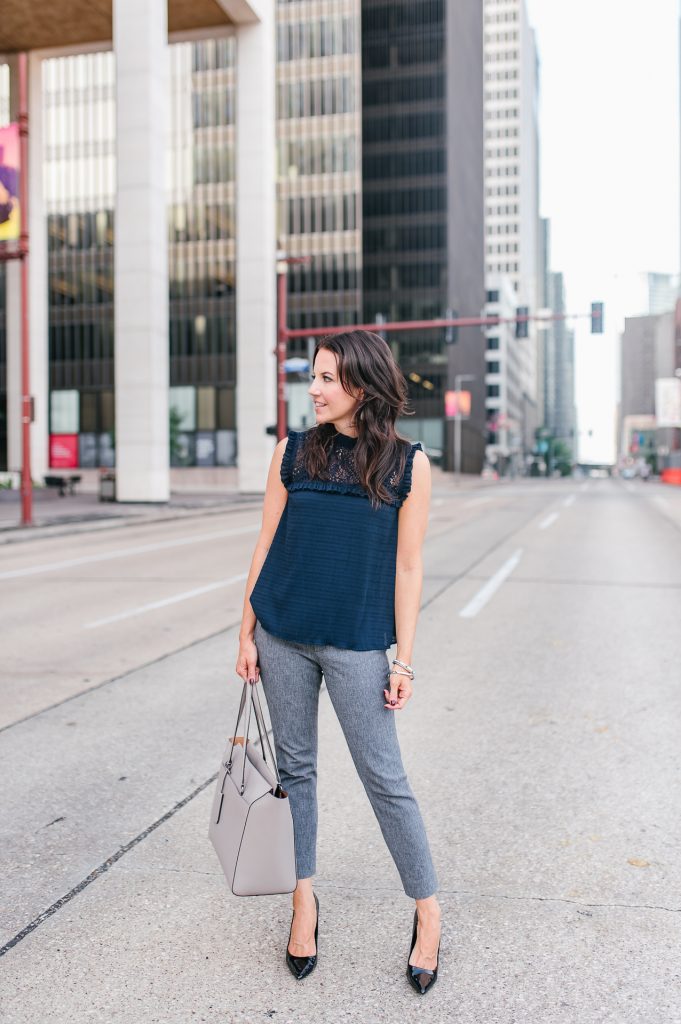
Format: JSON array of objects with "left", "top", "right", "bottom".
[
  {"left": 0, "top": 41, "right": 238, "bottom": 471},
  {"left": 361, "top": 0, "right": 485, "bottom": 466},
  {"left": 276, "top": 0, "right": 362, "bottom": 432},
  {"left": 167, "top": 39, "right": 237, "bottom": 466}
]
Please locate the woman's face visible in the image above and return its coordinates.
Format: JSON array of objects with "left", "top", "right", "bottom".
[{"left": 308, "top": 348, "right": 364, "bottom": 434}]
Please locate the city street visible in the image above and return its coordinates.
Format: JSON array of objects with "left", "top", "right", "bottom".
[{"left": 1, "top": 476, "right": 681, "bottom": 1023}]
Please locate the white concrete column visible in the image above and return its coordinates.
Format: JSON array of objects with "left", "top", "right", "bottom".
[
  {"left": 235, "top": 3, "right": 277, "bottom": 493},
  {"left": 5, "top": 54, "right": 49, "bottom": 482},
  {"left": 28, "top": 53, "right": 49, "bottom": 483},
  {"left": 113, "top": 0, "right": 169, "bottom": 502}
]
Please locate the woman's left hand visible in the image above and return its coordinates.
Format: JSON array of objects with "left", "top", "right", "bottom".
[{"left": 384, "top": 670, "right": 413, "bottom": 710}]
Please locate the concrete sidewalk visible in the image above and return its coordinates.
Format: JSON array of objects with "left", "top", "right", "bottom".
[{"left": 0, "top": 488, "right": 264, "bottom": 542}]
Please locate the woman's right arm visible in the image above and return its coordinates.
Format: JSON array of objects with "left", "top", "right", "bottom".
[{"left": 235, "top": 436, "right": 289, "bottom": 683}]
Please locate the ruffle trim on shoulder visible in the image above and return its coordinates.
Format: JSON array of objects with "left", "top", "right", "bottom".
[
  {"left": 287, "top": 479, "right": 372, "bottom": 501},
  {"left": 280, "top": 429, "right": 299, "bottom": 486},
  {"left": 395, "top": 442, "right": 424, "bottom": 505}
]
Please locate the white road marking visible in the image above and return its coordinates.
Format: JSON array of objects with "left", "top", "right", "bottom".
[
  {"left": 538, "top": 512, "right": 559, "bottom": 530},
  {"left": 459, "top": 548, "right": 523, "bottom": 619},
  {"left": 464, "top": 496, "right": 493, "bottom": 507},
  {"left": 0, "top": 524, "right": 260, "bottom": 581},
  {"left": 562, "top": 494, "right": 576, "bottom": 507},
  {"left": 83, "top": 573, "right": 249, "bottom": 629}
]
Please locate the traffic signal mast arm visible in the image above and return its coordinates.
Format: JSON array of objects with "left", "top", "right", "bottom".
[{"left": 283, "top": 308, "right": 603, "bottom": 339}]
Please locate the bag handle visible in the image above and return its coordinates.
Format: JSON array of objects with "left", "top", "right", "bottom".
[
  {"left": 226, "top": 680, "right": 267, "bottom": 767},
  {"left": 250, "top": 682, "right": 281, "bottom": 786},
  {"left": 239, "top": 687, "right": 254, "bottom": 795},
  {"left": 225, "top": 680, "right": 281, "bottom": 793}
]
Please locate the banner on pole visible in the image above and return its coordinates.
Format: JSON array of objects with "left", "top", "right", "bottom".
[
  {"left": 0, "top": 123, "right": 20, "bottom": 242},
  {"left": 445, "top": 390, "right": 471, "bottom": 419},
  {"left": 655, "top": 377, "right": 681, "bottom": 428}
]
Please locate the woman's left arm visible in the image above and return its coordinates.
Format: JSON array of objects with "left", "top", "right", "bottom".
[{"left": 384, "top": 449, "right": 431, "bottom": 711}]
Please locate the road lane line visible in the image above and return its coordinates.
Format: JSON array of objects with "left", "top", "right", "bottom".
[
  {"left": 459, "top": 548, "right": 523, "bottom": 618},
  {"left": 83, "top": 573, "right": 249, "bottom": 629},
  {"left": 0, "top": 524, "right": 259, "bottom": 581},
  {"left": 562, "top": 494, "right": 576, "bottom": 507},
  {"left": 464, "top": 496, "right": 493, "bottom": 507},
  {"left": 539, "top": 511, "right": 559, "bottom": 530}
]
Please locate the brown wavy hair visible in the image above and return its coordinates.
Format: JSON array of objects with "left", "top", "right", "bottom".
[{"left": 302, "top": 330, "right": 415, "bottom": 509}]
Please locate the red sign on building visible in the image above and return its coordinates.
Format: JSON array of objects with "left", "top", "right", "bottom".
[{"left": 50, "top": 434, "right": 78, "bottom": 468}]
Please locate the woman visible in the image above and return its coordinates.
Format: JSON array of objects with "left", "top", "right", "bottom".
[{"left": 235, "top": 330, "right": 442, "bottom": 995}]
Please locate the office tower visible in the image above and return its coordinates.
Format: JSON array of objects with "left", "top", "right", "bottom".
[
  {"left": 483, "top": 0, "right": 541, "bottom": 448},
  {"left": 544, "top": 271, "right": 575, "bottom": 449},
  {"left": 361, "top": 0, "right": 486, "bottom": 469},
  {"left": 275, "top": 0, "right": 362, "bottom": 430},
  {"left": 483, "top": 275, "right": 525, "bottom": 474}
]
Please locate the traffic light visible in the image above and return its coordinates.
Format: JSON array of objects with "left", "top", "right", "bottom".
[
  {"left": 591, "top": 301, "right": 604, "bottom": 333},
  {"left": 445, "top": 307, "right": 458, "bottom": 345},
  {"left": 515, "top": 306, "right": 529, "bottom": 339}
]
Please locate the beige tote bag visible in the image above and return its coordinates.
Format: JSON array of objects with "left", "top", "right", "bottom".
[{"left": 208, "top": 679, "right": 297, "bottom": 896}]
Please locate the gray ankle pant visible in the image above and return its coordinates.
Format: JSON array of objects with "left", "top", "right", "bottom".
[{"left": 253, "top": 620, "right": 438, "bottom": 900}]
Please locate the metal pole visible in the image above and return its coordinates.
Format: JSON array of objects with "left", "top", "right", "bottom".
[
  {"left": 276, "top": 263, "right": 287, "bottom": 442},
  {"left": 18, "top": 52, "right": 32, "bottom": 527},
  {"left": 454, "top": 373, "right": 474, "bottom": 483},
  {"left": 275, "top": 253, "right": 310, "bottom": 440}
]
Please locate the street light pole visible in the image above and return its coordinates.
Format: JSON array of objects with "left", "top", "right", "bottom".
[
  {"left": 19, "top": 53, "right": 32, "bottom": 526},
  {"left": 276, "top": 255, "right": 288, "bottom": 442},
  {"left": 275, "top": 251, "right": 311, "bottom": 442},
  {"left": 454, "top": 373, "right": 475, "bottom": 483}
]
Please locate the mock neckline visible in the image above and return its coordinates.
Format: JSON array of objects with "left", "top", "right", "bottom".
[{"left": 333, "top": 431, "right": 358, "bottom": 447}]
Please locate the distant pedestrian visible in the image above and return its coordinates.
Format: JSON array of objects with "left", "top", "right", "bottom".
[{"left": 236, "top": 330, "right": 441, "bottom": 994}]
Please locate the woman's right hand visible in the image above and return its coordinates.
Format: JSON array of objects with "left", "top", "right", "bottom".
[{"left": 236, "top": 635, "right": 260, "bottom": 684}]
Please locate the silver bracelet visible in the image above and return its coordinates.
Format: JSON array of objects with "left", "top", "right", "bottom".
[
  {"left": 390, "top": 663, "right": 414, "bottom": 680},
  {"left": 392, "top": 658, "right": 414, "bottom": 675},
  {"left": 389, "top": 668, "right": 414, "bottom": 679}
]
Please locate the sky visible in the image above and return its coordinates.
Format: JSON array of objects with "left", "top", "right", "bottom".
[{"left": 525, "top": 0, "right": 680, "bottom": 462}]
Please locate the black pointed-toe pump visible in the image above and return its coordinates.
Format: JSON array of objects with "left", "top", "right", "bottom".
[
  {"left": 286, "top": 891, "right": 319, "bottom": 980},
  {"left": 406, "top": 908, "right": 440, "bottom": 995}
]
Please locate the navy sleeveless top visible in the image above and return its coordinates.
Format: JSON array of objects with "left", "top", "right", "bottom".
[{"left": 249, "top": 429, "right": 423, "bottom": 651}]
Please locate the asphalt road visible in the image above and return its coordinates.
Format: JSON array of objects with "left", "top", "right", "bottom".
[{"left": 1, "top": 476, "right": 680, "bottom": 1023}]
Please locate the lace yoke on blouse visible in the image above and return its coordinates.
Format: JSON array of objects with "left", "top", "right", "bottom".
[{"left": 283, "top": 429, "right": 420, "bottom": 508}]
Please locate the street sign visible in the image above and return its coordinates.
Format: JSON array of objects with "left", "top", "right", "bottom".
[{"left": 283, "top": 357, "right": 309, "bottom": 373}]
